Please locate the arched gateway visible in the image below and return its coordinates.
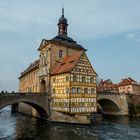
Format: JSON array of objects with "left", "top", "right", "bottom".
[{"left": 0, "top": 93, "right": 49, "bottom": 119}]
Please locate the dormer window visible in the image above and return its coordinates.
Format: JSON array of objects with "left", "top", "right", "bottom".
[{"left": 59, "top": 50, "right": 63, "bottom": 58}]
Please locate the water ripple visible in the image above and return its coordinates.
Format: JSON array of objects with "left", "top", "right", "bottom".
[{"left": 0, "top": 110, "right": 140, "bottom": 140}]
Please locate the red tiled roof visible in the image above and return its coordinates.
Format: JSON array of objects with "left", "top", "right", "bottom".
[
  {"left": 118, "top": 77, "right": 137, "bottom": 86},
  {"left": 51, "top": 51, "right": 83, "bottom": 75},
  {"left": 97, "top": 79, "right": 118, "bottom": 93}
]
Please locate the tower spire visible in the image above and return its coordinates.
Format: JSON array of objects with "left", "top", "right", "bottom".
[
  {"left": 62, "top": 7, "right": 64, "bottom": 17},
  {"left": 58, "top": 7, "right": 68, "bottom": 36}
]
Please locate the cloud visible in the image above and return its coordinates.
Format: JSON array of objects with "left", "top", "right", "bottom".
[
  {"left": 0, "top": 0, "right": 140, "bottom": 91},
  {"left": 0, "top": 0, "right": 140, "bottom": 39},
  {"left": 126, "top": 31, "right": 140, "bottom": 42}
]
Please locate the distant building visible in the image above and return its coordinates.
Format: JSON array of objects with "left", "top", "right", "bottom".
[
  {"left": 118, "top": 77, "right": 140, "bottom": 94},
  {"left": 18, "top": 8, "right": 97, "bottom": 122},
  {"left": 97, "top": 79, "right": 118, "bottom": 93}
]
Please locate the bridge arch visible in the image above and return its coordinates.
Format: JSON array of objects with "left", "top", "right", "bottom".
[
  {"left": 0, "top": 98, "right": 49, "bottom": 119},
  {"left": 97, "top": 98, "right": 121, "bottom": 115}
]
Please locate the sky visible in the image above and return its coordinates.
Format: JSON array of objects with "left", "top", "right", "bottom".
[{"left": 0, "top": 0, "right": 140, "bottom": 91}]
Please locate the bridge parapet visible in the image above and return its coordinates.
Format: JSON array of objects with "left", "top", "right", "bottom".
[
  {"left": 0, "top": 92, "right": 47, "bottom": 96},
  {"left": 97, "top": 92, "right": 125, "bottom": 95}
]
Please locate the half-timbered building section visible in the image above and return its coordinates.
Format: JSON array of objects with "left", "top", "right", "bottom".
[
  {"left": 70, "top": 52, "right": 97, "bottom": 113},
  {"left": 51, "top": 73, "right": 70, "bottom": 112},
  {"left": 51, "top": 51, "right": 97, "bottom": 114}
]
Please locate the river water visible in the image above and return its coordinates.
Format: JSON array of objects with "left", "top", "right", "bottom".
[{"left": 0, "top": 108, "right": 140, "bottom": 140}]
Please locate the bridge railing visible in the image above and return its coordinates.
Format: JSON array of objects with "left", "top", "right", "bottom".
[
  {"left": 0, "top": 92, "right": 48, "bottom": 96},
  {"left": 97, "top": 92, "right": 121, "bottom": 95},
  {"left": 97, "top": 92, "right": 140, "bottom": 96}
]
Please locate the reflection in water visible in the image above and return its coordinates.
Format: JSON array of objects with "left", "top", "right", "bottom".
[{"left": 0, "top": 109, "right": 140, "bottom": 140}]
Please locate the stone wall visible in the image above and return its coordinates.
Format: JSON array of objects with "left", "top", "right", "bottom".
[
  {"left": 126, "top": 94, "right": 140, "bottom": 117},
  {"left": 50, "top": 110, "right": 91, "bottom": 124}
]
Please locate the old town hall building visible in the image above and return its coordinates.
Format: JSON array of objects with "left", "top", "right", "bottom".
[{"left": 19, "top": 9, "right": 97, "bottom": 124}]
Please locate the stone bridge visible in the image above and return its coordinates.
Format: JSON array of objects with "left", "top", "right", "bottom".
[
  {"left": 0, "top": 92, "right": 139, "bottom": 118},
  {"left": 0, "top": 93, "right": 49, "bottom": 119},
  {"left": 97, "top": 92, "right": 129, "bottom": 115}
]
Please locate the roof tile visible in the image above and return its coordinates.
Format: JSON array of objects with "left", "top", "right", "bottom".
[{"left": 51, "top": 51, "right": 83, "bottom": 75}]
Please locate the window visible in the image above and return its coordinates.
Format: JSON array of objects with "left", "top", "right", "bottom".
[
  {"left": 64, "top": 103, "right": 67, "bottom": 107},
  {"left": 63, "top": 26, "right": 66, "bottom": 31},
  {"left": 127, "top": 87, "right": 130, "bottom": 93},
  {"left": 79, "top": 103, "right": 83, "bottom": 107},
  {"left": 73, "top": 76, "right": 77, "bottom": 82},
  {"left": 53, "top": 78, "right": 56, "bottom": 83},
  {"left": 82, "top": 103, "right": 85, "bottom": 107},
  {"left": 66, "top": 76, "right": 69, "bottom": 82},
  {"left": 82, "top": 76, "right": 86, "bottom": 83},
  {"left": 77, "top": 87, "right": 81, "bottom": 93},
  {"left": 72, "top": 87, "right": 76, "bottom": 93},
  {"left": 52, "top": 88, "right": 55, "bottom": 93},
  {"left": 90, "top": 77, "right": 94, "bottom": 83},
  {"left": 91, "top": 88, "right": 95, "bottom": 93},
  {"left": 84, "top": 88, "right": 88, "bottom": 93},
  {"left": 66, "top": 88, "right": 69, "bottom": 93},
  {"left": 36, "top": 85, "right": 38, "bottom": 92},
  {"left": 46, "top": 50, "right": 48, "bottom": 58},
  {"left": 59, "top": 50, "right": 63, "bottom": 58}
]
